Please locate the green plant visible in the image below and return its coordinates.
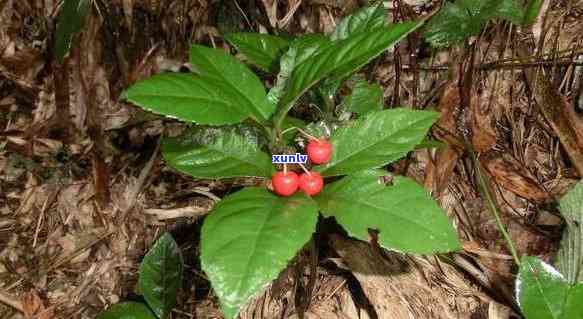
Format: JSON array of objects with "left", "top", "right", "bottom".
[
  {"left": 122, "top": 4, "right": 461, "bottom": 318},
  {"left": 97, "top": 233, "right": 184, "bottom": 319},
  {"left": 424, "top": 0, "right": 544, "bottom": 48},
  {"left": 51, "top": 1, "right": 576, "bottom": 318}
]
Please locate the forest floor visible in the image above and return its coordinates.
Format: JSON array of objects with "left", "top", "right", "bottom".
[{"left": 1, "top": 0, "right": 583, "bottom": 318}]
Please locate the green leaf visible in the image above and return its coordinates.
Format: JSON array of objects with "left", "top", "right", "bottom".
[
  {"left": 267, "top": 34, "right": 331, "bottom": 106},
  {"left": 561, "top": 285, "right": 583, "bottom": 319},
  {"left": 280, "top": 34, "right": 331, "bottom": 72},
  {"left": 318, "top": 172, "right": 460, "bottom": 254},
  {"left": 96, "top": 302, "right": 157, "bottom": 319},
  {"left": 201, "top": 187, "right": 319, "bottom": 318},
  {"left": 423, "top": 1, "right": 485, "bottom": 48},
  {"left": 317, "top": 169, "right": 387, "bottom": 200},
  {"left": 559, "top": 180, "right": 583, "bottom": 224},
  {"left": 54, "top": 0, "right": 91, "bottom": 62},
  {"left": 517, "top": 257, "right": 568, "bottom": 319},
  {"left": 321, "top": 3, "right": 393, "bottom": 103},
  {"left": 188, "top": 45, "right": 274, "bottom": 122},
  {"left": 523, "top": 0, "right": 543, "bottom": 25},
  {"left": 424, "top": 0, "right": 527, "bottom": 48},
  {"left": 341, "top": 79, "right": 383, "bottom": 115},
  {"left": 557, "top": 181, "right": 583, "bottom": 284},
  {"left": 139, "top": 233, "right": 184, "bottom": 319},
  {"left": 331, "top": 4, "right": 387, "bottom": 41},
  {"left": 123, "top": 73, "right": 248, "bottom": 125},
  {"left": 413, "top": 139, "right": 447, "bottom": 150},
  {"left": 123, "top": 45, "right": 274, "bottom": 125},
  {"left": 516, "top": 256, "right": 583, "bottom": 319},
  {"left": 162, "top": 125, "right": 274, "bottom": 179},
  {"left": 225, "top": 33, "right": 290, "bottom": 72},
  {"left": 314, "top": 108, "right": 438, "bottom": 177},
  {"left": 482, "top": 0, "right": 524, "bottom": 23},
  {"left": 275, "top": 22, "right": 421, "bottom": 125},
  {"left": 122, "top": 71, "right": 271, "bottom": 126}
]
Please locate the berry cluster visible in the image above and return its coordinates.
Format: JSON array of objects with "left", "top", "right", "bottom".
[{"left": 272, "top": 138, "right": 332, "bottom": 197}]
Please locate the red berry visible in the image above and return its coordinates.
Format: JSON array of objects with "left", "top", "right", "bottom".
[
  {"left": 272, "top": 171, "right": 299, "bottom": 196},
  {"left": 299, "top": 172, "right": 324, "bottom": 196},
  {"left": 306, "top": 139, "right": 332, "bottom": 165}
]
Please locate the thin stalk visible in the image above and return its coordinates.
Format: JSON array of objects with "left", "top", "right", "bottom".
[
  {"left": 273, "top": 101, "right": 295, "bottom": 137},
  {"left": 470, "top": 150, "right": 521, "bottom": 265},
  {"left": 281, "top": 126, "right": 319, "bottom": 140},
  {"left": 434, "top": 125, "right": 521, "bottom": 265},
  {"left": 298, "top": 163, "right": 311, "bottom": 175}
]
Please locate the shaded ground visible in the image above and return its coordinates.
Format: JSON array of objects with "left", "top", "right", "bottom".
[{"left": 1, "top": 0, "right": 583, "bottom": 318}]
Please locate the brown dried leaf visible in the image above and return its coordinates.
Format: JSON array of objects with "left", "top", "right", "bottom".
[
  {"left": 22, "top": 289, "right": 53, "bottom": 319},
  {"left": 102, "top": 105, "right": 132, "bottom": 130},
  {"left": 480, "top": 152, "right": 550, "bottom": 203},
  {"left": 22, "top": 290, "right": 41, "bottom": 318},
  {"left": 33, "top": 138, "right": 63, "bottom": 157},
  {"left": 0, "top": 47, "right": 44, "bottom": 84},
  {"left": 424, "top": 147, "right": 461, "bottom": 196},
  {"left": 16, "top": 174, "right": 42, "bottom": 215},
  {"left": 470, "top": 91, "right": 496, "bottom": 153},
  {"left": 564, "top": 95, "right": 583, "bottom": 151},
  {"left": 518, "top": 46, "right": 583, "bottom": 176},
  {"left": 58, "top": 182, "right": 95, "bottom": 227},
  {"left": 32, "top": 81, "right": 57, "bottom": 128},
  {"left": 434, "top": 83, "right": 464, "bottom": 148}
]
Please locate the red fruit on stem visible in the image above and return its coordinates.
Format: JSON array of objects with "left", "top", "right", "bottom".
[
  {"left": 272, "top": 171, "right": 299, "bottom": 196},
  {"left": 307, "top": 139, "right": 332, "bottom": 164},
  {"left": 299, "top": 172, "right": 324, "bottom": 196}
]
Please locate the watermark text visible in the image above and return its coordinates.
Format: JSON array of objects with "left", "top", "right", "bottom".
[{"left": 272, "top": 153, "right": 307, "bottom": 164}]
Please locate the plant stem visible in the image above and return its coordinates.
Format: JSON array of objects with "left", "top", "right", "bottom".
[
  {"left": 251, "top": 120, "right": 275, "bottom": 152},
  {"left": 281, "top": 126, "right": 319, "bottom": 140},
  {"left": 321, "top": 91, "right": 335, "bottom": 114},
  {"left": 470, "top": 150, "right": 521, "bottom": 265},
  {"left": 248, "top": 118, "right": 278, "bottom": 153},
  {"left": 281, "top": 126, "right": 297, "bottom": 136},
  {"left": 272, "top": 90, "right": 333, "bottom": 138},
  {"left": 298, "top": 163, "right": 310, "bottom": 175},
  {"left": 272, "top": 102, "right": 294, "bottom": 138}
]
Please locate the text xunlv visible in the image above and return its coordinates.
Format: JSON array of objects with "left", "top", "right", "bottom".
[{"left": 272, "top": 153, "right": 308, "bottom": 163}]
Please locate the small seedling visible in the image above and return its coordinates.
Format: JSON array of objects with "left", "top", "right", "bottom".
[{"left": 97, "top": 233, "right": 184, "bottom": 319}]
